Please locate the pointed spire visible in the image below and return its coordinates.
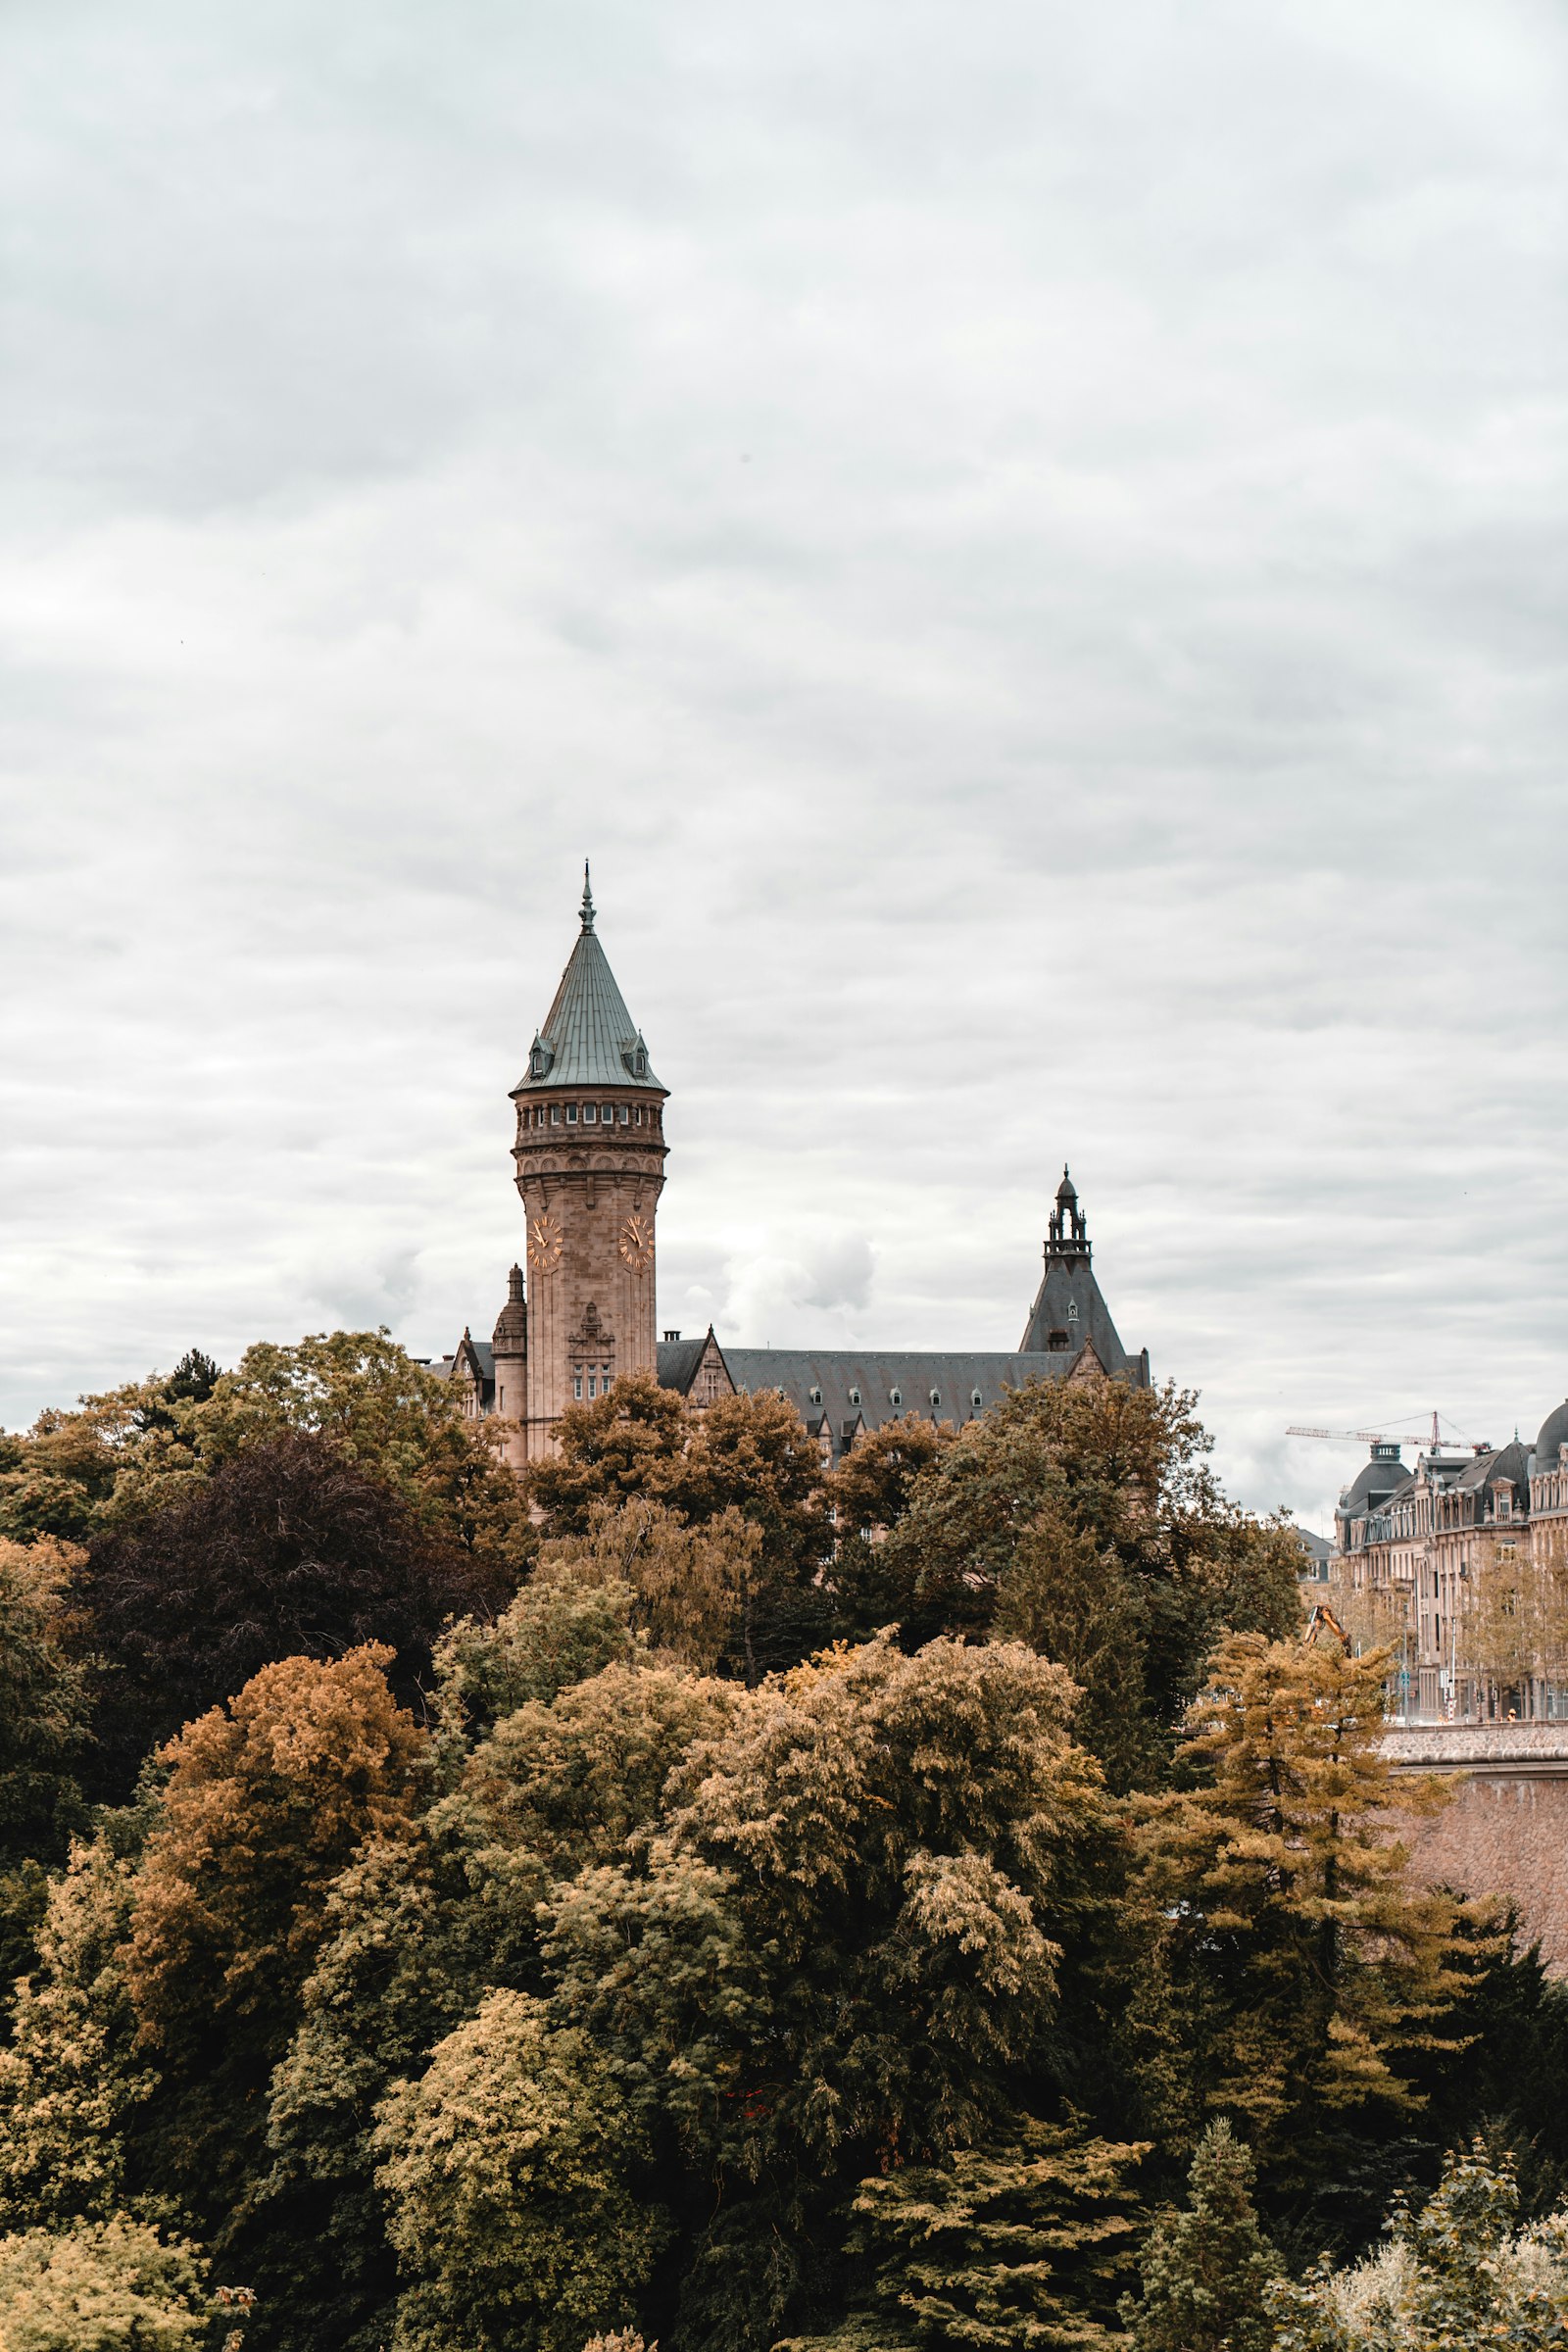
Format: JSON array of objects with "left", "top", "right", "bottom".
[{"left": 512, "top": 873, "right": 662, "bottom": 1093}]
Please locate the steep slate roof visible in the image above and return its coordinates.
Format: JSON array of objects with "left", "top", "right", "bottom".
[
  {"left": 1017, "top": 1255, "right": 1140, "bottom": 1378},
  {"left": 719, "top": 1348, "right": 1102, "bottom": 1439},
  {"left": 657, "top": 1336, "right": 710, "bottom": 1393},
  {"left": 514, "top": 871, "right": 663, "bottom": 1094}
]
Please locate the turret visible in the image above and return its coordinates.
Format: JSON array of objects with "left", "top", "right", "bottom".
[
  {"left": 490, "top": 1263, "right": 528, "bottom": 1470},
  {"left": 508, "top": 868, "right": 667, "bottom": 1457}
]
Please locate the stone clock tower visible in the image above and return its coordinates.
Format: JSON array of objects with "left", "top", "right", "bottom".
[{"left": 509, "top": 869, "right": 668, "bottom": 1459}]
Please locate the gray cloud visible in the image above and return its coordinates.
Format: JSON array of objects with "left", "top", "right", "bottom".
[{"left": 2, "top": 0, "right": 1565, "bottom": 1539}]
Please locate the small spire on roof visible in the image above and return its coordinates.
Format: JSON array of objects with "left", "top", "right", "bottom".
[{"left": 580, "top": 860, "right": 596, "bottom": 933}]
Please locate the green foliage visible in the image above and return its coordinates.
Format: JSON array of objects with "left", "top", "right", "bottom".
[
  {"left": 542, "top": 1498, "right": 762, "bottom": 1675},
  {"left": 0, "top": 1539, "right": 93, "bottom": 1990},
  {"left": 873, "top": 1380, "right": 1301, "bottom": 1788},
  {"left": 0, "top": 1837, "right": 157, "bottom": 2234},
  {"left": 372, "top": 1988, "right": 667, "bottom": 2352},
  {"left": 785, "top": 2121, "right": 1147, "bottom": 2351},
  {"left": 1119, "top": 2120, "right": 1280, "bottom": 2352},
  {"left": 1134, "top": 1634, "right": 1488, "bottom": 2185},
  {"left": 526, "top": 1375, "right": 831, "bottom": 1679},
  {"left": 2, "top": 1331, "right": 530, "bottom": 1568},
  {"left": 1268, "top": 2139, "right": 1568, "bottom": 2349},
  {"left": 0, "top": 2217, "right": 227, "bottom": 2352},
  {"left": 74, "top": 1434, "right": 508, "bottom": 1798},
  {"left": 542, "top": 1636, "right": 1116, "bottom": 2349}
]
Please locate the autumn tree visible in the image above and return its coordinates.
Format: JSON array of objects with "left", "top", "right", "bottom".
[
  {"left": 1134, "top": 1633, "right": 1487, "bottom": 2190},
  {"left": 74, "top": 1431, "right": 507, "bottom": 1795},
  {"left": 263, "top": 1637, "right": 737, "bottom": 2352},
  {"left": 1119, "top": 2120, "right": 1281, "bottom": 2352}
]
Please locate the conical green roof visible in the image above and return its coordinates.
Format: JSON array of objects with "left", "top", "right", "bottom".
[{"left": 513, "top": 871, "right": 663, "bottom": 1094}]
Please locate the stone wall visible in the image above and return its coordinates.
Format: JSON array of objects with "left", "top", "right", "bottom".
[{"left": 1386, "top": 1724, "right": 1568, "bottom": 1972}]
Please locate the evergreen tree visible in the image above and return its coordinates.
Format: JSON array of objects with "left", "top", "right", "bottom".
[
  {"left": 1134, "top": 1633, "right": 1489, "bottom": 2185},
  {"left": 785, "top": 2122, "right": 1146, "bottom": 2351},
  {"left": 1119, "top": 2120, "right": 1280, "bottom": 2352}
]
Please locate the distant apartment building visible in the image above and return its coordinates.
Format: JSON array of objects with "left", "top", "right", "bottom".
[{"left": 1334, "top": 1400, "right": 1568, "bottom": 1720}]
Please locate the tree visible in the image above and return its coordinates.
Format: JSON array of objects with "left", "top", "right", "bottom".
[
  {"left": 1267, "top": 2139, "right": 1568, "bottom": 2350},
  {"left": 3, "top": 1332, "right": 530, "bottom": 1570},
  {"left": 0, "top": 1538, "right": 93, "bottom": 1989},
  {"left": 826, "top": 1415, "right": 955, "bottom": 1641},
  {"left": 539, "top": 1498, "right": 760, "bottom": 1675},
  {"left": 1119, "top": 2120, "right": 1281, "bottom": 2352},
  {"left": 542, "top": 1636, "right": 1115, "bottom": 2350},
  {"left": 372, "top": 1989, "right": 667, "bottom": 2352},
  {"left": 1133, "top": 1634, "right": 1487, "bottom": 2186},
  {"left": 785, "top": 2122, "right": 1147, "bottom": 2351},
  {"left": 527, "top": 1377, "right": 832, "bottom": 1679},
  {"left": 0, "top": 2217, "right": 233, "bottom": 2352},
  {"left": 263, "top": 1651, "right": 738, "bottom": 2352},
  {"left": 74, "top": 1432, "right": 507, "bottom": 1796},
  {"left": 873, "top": 1380, "right": 1301, "bottom": 1787},
  {"left": 122, "top": 1648, "right": 426, "bottom": 2238}
]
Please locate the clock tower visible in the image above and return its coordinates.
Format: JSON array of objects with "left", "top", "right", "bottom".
[{"left": 509, "top": 869, "right": 668, "bottom": 1459}]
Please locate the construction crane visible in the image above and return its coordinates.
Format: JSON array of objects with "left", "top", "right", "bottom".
[
  {"left": 1286, "top": 1413, "right": 1470, "bottom": 1451},
  {"left": 1287, "top": 1425, "right": 1394, "bottom": 1445}
]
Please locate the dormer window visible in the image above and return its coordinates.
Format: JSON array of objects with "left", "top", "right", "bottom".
[
  {"left": 971, "top": 1389, "right": 982, "bottom": 1408},
  {"left": 1067, "top": 1301, "right": 1079, "bottom": 1322},
  {"left": 890, "top": 1388, "right": 902, "bottom": 1407},
  {"left": 527, "top": 1036, "right": 554, "bottom": 1080},
  {"left": 849, "top": 1387, "right": 860, "bottom": 1406},
  {"left": 930, "top": 1389, "right": 941, "bottom": 1407},
  {"left": 809, "top": 1387, "right": 822, "bottom": 1405}
]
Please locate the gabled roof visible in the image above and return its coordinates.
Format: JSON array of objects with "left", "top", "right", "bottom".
[
  {"left": 657, "top": 1336, "right": 712, "bottom": 1394},
  {"left": 513, "top": 872, "right": 663, "bottom": 1094}
]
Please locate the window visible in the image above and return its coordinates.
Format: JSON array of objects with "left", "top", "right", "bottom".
[
  {"left": 849, "top": 1387, "right": 860, "bottom": 1406},
  {"left": 602, "top": 1104, "right": 614, "bottom": 1124},
  {"left": 971, "top": 1389, "right": 982, "bottom": 1408},
  {"left": 619, "top": 1105, "right": 629, "bottom": 1125},
  {"left": 550, "top": 1105, "right": 561, "bottom": 1126},
  {"left": 930, "top": 1389, "right": 941, "bottom": 1407},
  {"left": 809, "top": 1387, "right": 822, "bottom": 1405},
  {"left": 566, "top": 1104, "right": 578, "bottom": 1124},
  {"left": 587, "top": 1373, "right": 597, "bottom": 1396},
  {"left": 635, "top": 1107, "right": 644, "bottom": 1126},
  {"left": 890, "top": 1388, "right": 902, "bottom": 1407},
  {"left": 572, "top": 1373, "right": 583, "bottom": 1399}
]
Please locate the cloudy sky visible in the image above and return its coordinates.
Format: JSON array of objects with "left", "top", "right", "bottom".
[{"left": 3, "top": 0, "right": 1565, "bottom": 1531}]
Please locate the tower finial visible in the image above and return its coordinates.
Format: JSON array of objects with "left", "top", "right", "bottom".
[{"left": 580, "top": 860, "right": 595, "bottom": 932}]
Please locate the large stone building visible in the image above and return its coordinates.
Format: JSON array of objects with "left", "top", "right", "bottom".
[
  {"left": 1334, "top": 1403, "right": 1568, "bottom": 1720},
  {"left": 439, "top": 879, "right": 1151, "bottom": 1462}
]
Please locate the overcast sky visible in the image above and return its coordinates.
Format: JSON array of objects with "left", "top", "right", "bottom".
[{"left": 3, "top": 0, "right": 1565, "bottom": 1531}]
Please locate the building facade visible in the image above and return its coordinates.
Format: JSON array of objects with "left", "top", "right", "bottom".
[
  {"left": 1334, "top": 1401, "right": 1568, "bottom": 1721},
  {"left": 439, "top": 882, "right": 1151, "bottom": 1461}
]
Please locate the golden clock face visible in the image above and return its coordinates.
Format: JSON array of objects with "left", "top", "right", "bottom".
[
  {"left": 527, "top": 1210, "right": 564, "bottom": 1275},
  {"left": 618, "top": 1212, "right": 654, "bottom": 1273}
]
